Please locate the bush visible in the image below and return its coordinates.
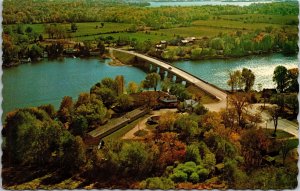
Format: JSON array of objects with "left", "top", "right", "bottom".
[
  {"left": 140, "top": 177, "right": 175, "bottom": 190},
  {"left": 186, "top": 144, "right": 202, "bottom": 164},
  {"left": 133, "top": 129, "right": 148, "bottom": 137},
  {"left": 194, "top": 104, "right": 208, "bottom": 115},
  {"left": 189, "top": 172, "right": 199, "bottom": 183},
  {"left": 170, "top": 170, "right": 188, "bottom": 182}
]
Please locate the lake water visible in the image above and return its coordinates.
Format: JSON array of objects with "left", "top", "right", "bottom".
[
  {"left": 173, "top": 53, "right": 298, "bottom": 90},
  {"left": 2, "top": 53, "right": 298, "bottom": 121},
  {"left": 148, "top": 1, "right": 273, "bottom": 7},
  {"left": 2, "top": 58, "right": 146, "bottom": 121}
]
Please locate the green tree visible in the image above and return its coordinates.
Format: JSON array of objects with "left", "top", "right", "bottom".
[
  {"left": 273, "top": 65, "right": 288, "bottom": 93},
  {"left": 25, "top": 26, "right": 33, "bottom": 33},
  {"left": 169, "top": 83, "right": 191, "bottom": 101},
  {"left": 28, "top": 44, "right": 43, "bottom": 60},
  {"left": 119, "top": 142, "right": 150, "bottom": 176},
  {"left": 69, "top": 115, "right": 88, "bottom": 136},
  {"left": 142, "top": 72, "right": 161, "bottom": 91},
  {"left": 71, "top": 23, "right": 78, "bottom": 32},
  {"left": 175, "top": 115, "right": 199, "bottom": 143},
  {"left": 92, "top": 87, "right": 117, "bottom": 108},
  {"left": 241, "top": 68, "right": 255, "bottom": 92}
]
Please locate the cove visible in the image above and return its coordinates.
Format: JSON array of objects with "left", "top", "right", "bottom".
[{"left": 2, "top": 58, "right": 146, "bottom": 121}]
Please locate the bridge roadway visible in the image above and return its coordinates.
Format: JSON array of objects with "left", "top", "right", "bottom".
[{"left": 112, "top": 48, "right": 228, "bottom": 112}]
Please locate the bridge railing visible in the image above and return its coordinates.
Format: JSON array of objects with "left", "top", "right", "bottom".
[{"left": 143, "top": 54, "right": 228, "bottom": 94}]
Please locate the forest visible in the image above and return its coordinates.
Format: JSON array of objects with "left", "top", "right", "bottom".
[
  {"left": 2, "top": 0, "right": 299, "bottom": 189},
  {"left": 2, "top": 1, "right": 298, "bottom": 67}
]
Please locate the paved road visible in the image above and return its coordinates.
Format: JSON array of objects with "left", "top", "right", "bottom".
[
  {"left": 249, "top": 104, "right": 298, "bottom": 138},
  {"left": 111, "top": 48, "right": 228, "bottom": 112}
]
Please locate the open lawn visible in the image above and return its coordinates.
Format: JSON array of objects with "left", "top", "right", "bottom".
[{"left": 102, "top": 114, "right": 151, "bottom": 141}]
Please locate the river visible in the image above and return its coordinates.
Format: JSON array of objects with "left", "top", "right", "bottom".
[
  {"left": 173, "top": 53, "right": 298, "bottom": 90},
  {"left": 148, "top": 0, "right": 274, "bottom": 7},
  {"left": 2, "top": 58, "right": 146, "bottom": 121},
  {"left": 2, "top": 53, "right": 298, "bottom": 122}
]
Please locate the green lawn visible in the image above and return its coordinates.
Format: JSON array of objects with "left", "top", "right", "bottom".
[
  {"left": 263, "top": 129, "right": 295, "bottom": 139},
  {"left": 103, "top": 114, "right": 151, "bottom": 141}
]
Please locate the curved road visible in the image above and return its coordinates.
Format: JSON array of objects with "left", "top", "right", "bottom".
[{"left": 111, "top": 48, "right": 228, "bottom": 112}]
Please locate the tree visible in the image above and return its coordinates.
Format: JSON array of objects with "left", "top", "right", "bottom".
[
  {"left": 158, "top": 112, "right": 178, "bottom": 132},
  {"left": 115, "top": 94, "right": 134, "bottom": 112},
  {"left": 241, "top": 68, "right": 255, "bottom": 92},
  {"left": 229, "top": 93, "right": 250, "bottom": 127},
  {"left": 266, "top": 106, "right": 280, "bottom": 136},
  {"left": 71, "top": 23, "right": 78, "bottom": 32},
  {"left": 92, "top": 87, "right": 117, "bottom": 108},
  {"left": 4, "top": 108, "right": 62, "bottom": 166},
  {"left": 273, "top": 65, "right": 288, "bottom": 93},
  {"left": 227, "top": 70, "right": 243, "bottom": 92},
  {"left": 101, "top": 22, "right": 104, "bottom": 28},
  {"left": 142, "top": 73, "right": 161, "bottom": 91},
  {"left": 127, "top": 81, "right": 139, "bottom": 94},
  {"left": 119, "top": 142, "right": 150, "bottom": 176},
  {"left": 285, "top": 93, "right": 298, "bottom": 116},
  {"left": 69, "top": 115, "right": 88, "bottom": 136},
  {"left": 169, "top": 83, "right": 191, "bottom": 101},
  {"left": 115, "top": 75, "right": 125, "bottom": 96},
  {"left": 28, "top": 44, "right": 43, "bottom": 60},
  {"left": 101, "top": 77, "right": 117, "bottom": 92},
  {"left": 57, "top": 96, "right": 74, "bottom": 124},
  {"left": 286, "top": 68, "right": 298, "bottom": 92},
  {"left": 161, "top": 78, "right": 172, "bottom": 92},
  {"left": 60, "top": 134, "right": 87, "bottom": 174},
  {"left": 25, "top": 26, "right": 33, "bottom": 33},
  {"left": 174, "top": 115, "right": 199, "bottom": 143}
]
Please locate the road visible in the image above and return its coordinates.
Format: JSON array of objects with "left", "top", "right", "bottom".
[
  {"left": 111, "top": 48, "right": 228, "bottom": 112},
  {"left": 248, "top": 104, "right": 298, "bottom": 138}
]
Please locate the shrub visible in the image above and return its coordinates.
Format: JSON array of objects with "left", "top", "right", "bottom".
[
  {"left": 189, "top": 172, "right": 200, "bottom": 183},
  {"left": 140, "top": 177, "right": 175, "bottom": 190},
  {"left": 170, "top": 170, "right": 188, "bottom": 182}
]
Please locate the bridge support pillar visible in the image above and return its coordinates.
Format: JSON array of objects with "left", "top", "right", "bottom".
[
  {"left": 151, "top": 65, "right": 158, "bottom": 73},
  {"left": 159, "top": 67, "right": 166, "bottom": 79},
  {"left": 175, "top": 76, "right": 183, "bottom": 83},
  {"left": 167, "top": 72, "right": 173, "bottom": 81},
  {"left": 185, "top": 81, "right": 193, "bottom": 87}
]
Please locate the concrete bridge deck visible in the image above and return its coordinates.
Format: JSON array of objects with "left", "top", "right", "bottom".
[{"left": 111, "top": 48, "right": 228, "bottom": 111}]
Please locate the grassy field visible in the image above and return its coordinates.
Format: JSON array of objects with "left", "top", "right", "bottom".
[{"left": 9, "top": 14, "right": 297, "bottom": 43}]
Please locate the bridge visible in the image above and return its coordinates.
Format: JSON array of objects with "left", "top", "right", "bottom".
[{"left": 111, "top": 48, "right": 228, "bottom": 112}]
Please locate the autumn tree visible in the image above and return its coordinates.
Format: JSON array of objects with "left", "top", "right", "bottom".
[
  {"left": 227, "top": 70, "right": 243, "bottom": 92},
  {"left": 266, "top": 106, "right": 281, "bottom": 136},
  {"left": 57, "top": 96, "right": 74, "bottom": 124},
  {"left": 158, "top": 111, "right": 178, "bottom": 132},
  {"left": 115, "top": 75, "right": 125, "bottom": 96},
  {"left": 286, "top": 68, "right": 298, "bottom": 92},
  {"left": 127, "top": 81, "right": 139, "bottom": 94},
  {"left": 229, "top": 93, "right": 250, "bottom": 127}
]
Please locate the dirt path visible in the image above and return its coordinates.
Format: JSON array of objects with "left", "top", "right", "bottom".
[{"left": 122, "top": 109, "right": 177, "bottom": 140}]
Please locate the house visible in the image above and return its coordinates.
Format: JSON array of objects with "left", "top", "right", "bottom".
[{"left": 158, "top": 95, "right": 178, "bottom": 108}]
